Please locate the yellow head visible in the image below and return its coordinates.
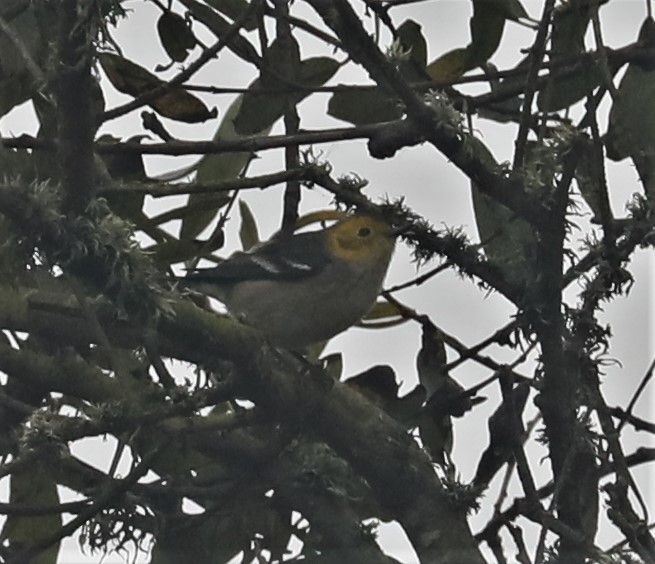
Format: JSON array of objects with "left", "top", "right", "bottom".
[{"left": 326, "top": 215, "right": 396, "bottom": 265}]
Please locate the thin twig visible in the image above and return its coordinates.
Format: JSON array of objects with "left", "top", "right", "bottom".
[
  {"left": 144, "top": 333, "right": 177, "bottom": 389},
  {"left": 617, "top": 356, "right": 655, "bottom": 433},
  {"left": 492, "top": 414, "right": 541, "bottom": 515},
  {"left": 506, "top": 524, "right": 531, "bottom": 564},
  {"left": 384, "top": 261, "right": 452, "bottom": 293},
  {"left": 513, "top": 0, "right": 555, "bottom": 169},
  {"left": 7, "top": 446, "right": 164, "bottom": 564},
  {"left": 275, "top": 0, "right": 302, "bottom": 233},
  {"left": 307, "top": 0, "right": 548, "bottom": 231},
  {"left": 586, "top": 93, "right": 616, "bottom": 245},
  {"left": 611, "top": 407, "right": 655, "bottom": 435},
  {"left": 262, "top": 4, "right": 341, "bottom": 47},
  {"left": 498, "top": 372, "right": 540, "bottom": 504},
  {"left": 588, "top": 377, "right": 655, "bottom": 557},
  {"left": 590, "top": 3, "right": 619, "bottom": 100},
  {"left": 95, "top": 125, "right": 387, "bottom": 154},
  {"left": 382, "top": 292, "right": 530, "bottom": 382},
  {"left": 530, "top": 509, "right": 614, "bottom": 564},
  {"left": 446, "top": 321, "right": 517, "bottom": 372}
]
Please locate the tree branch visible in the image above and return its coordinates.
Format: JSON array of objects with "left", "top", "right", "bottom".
[
  {"left": 54, "top": 0, "right": 97, "bottom": 213},
  {"left": 304, "top": 0, "right": 549, "bottom": 229},
  {"left": 0, "top": 284, "right": 485, "bottom": 563}
]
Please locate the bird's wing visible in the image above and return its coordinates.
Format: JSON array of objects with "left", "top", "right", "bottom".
[{"left": 186, "top": 230, "right": 330, "bottom": 283}]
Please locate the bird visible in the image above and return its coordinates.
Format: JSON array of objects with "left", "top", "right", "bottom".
[{"left": 182, "top": 214, "right": 397, "bottom": 349}]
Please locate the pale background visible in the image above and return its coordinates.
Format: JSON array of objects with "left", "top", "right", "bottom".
[{"left": 0, "top": 1, "right": 652, "bottom": 562}]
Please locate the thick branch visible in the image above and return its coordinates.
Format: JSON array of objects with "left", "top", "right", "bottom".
[
  {"left": 306, "top": 168, "right": 523, "bottom": 304},
  {"left": 304, "top": 0, "right": 548, "bottom": 229},
  {"left": 8, "top": 447, "right": 163, "bottom": 564},
  {"left": 0, "top": 286, "right": 484, "bottom": 564},
  {"left": 55, "top": 0, "right": 97, "bottom": 213}
]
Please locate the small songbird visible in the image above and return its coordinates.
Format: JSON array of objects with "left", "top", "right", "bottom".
[{"left": 183, "top": 214, "right": 397, "bottom": 349}]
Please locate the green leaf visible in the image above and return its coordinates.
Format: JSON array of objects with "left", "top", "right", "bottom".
[
  {"left": 1, "top": 463, "right": 61, "bottom": 564},
  {"left": 426, "top": 47, "right": 471, "bottom": 84},
  {"left": 538, "top": 68, "right": 603, "bottom": 113},
  {"left": 552, "top": 1, "right": 592, "bottom": 54},
  {"left": 574, "top": 138, "right": 608, "bottom": 221},
  {"left": 95, "top": 134, "right": 152, "bottom": 230},
  {"left": 180, "top": 95, "right": 273, "bottom": 240},
  {"left": 416, "top": 324, "right": 448, "bottom": 398},
  {"left": 179, "top": 0, "right": 259, "bottom": 63},
  {"left": 419, "top": 409, "right": 453, "bottom": 466},
  {"left": 328, "top": 20, "right": 426, "bottom": 125},
  {"left": 473, "top": 384, "right": 530, "bottom": 489},
  {"left": 98, "top": 134, "right": 148, "bottom": 182},
  {"left": 476, "top": 61, "right": 524, "bottom": 123},
  {"left": 233, "top": 35, "right": 302, "bottom": 135},
  {"left": 234, "top": 48, "right": 340, "bottom": 134},
  {"left": 238, "top": 200, "right": 259, "bottom": 251},
  {"left": 469, "top": 137, "right": 538, "bottom": 289},
  {"left": 397, "top": 19, "right": 427, "bottom": 69},
  {"left": 396, "top": 19, "right": 430, "bottom": 82},
  {"left": 483, "top": 0, "right": 529, "bottom": 22},
  {"left": 537, "top": 1, "right": 602, "bottom": 112},
  {"left": 299, "top": 57, "right": 341, "bottom": 89},
  {"left": 426, "top": 0, "right": 524, "bottom": 84},
  {"left": 467, "top": 2, "right": 506, "bottom": 69},
  {"left": 157, "top": 11, "right": 196, "bottom": 62},
  {"left": 328, "top": 86, "right": 403, "bottom": 125},
  {"left": 606, "top": 17, "right": 655, "bottom": 161},
  {"left": 345, "top": 365, "right": 400, "bottom": 405},
  {"left": 98, "top": 53, "right": 216, "bottom": 123},
  {"left": 606, "top": 18, "right": 655, "bottom": 198}
]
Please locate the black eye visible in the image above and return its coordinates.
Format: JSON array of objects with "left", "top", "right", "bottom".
[{"left": 358, "top": 227, "right": 371, "bottom": 237}]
